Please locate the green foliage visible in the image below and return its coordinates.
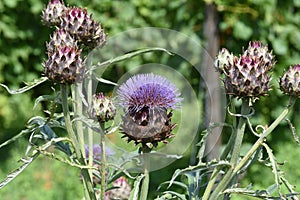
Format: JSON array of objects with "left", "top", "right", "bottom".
[
  {"left": 0, "top": 146, "right": 83, "bottom": 200},
  {"left": 0, "top": 0, "right": 47, "bottom": 160},
  {"left": 239, "top": 139, "right": 300, "bottom": 194},
  {"left": 1, "top": 0, "right": 300, "bottom": 199}
]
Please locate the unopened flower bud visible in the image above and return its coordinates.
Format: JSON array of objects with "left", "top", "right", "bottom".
[
  {"left": 216, "top": 41, "right": 275, "bottom": 98},
  {"left": 42, "top": 0, "right": 66, "bottom": 27},
  {"left": 60, "top": 7, "right": 107, "bottom": 49},
  {"left": 279, "top": 64, "right": 300, "bottom": 97},
  {"left": 43, "top": 46, "right": 84, "bottom": 84},
  {"left": 90, "top": 93, "right": 116, "bottom": 122}
]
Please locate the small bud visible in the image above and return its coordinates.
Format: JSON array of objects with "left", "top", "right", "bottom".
[
  {"left": 279, "top": 64, "right": 300, "bottom": 97},
  {"left": 90, "top": 93, "right": 116, "bottom": 122}
]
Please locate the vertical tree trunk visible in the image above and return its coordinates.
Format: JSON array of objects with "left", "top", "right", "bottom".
[{"left": 201, "top": 2, "right": 223, "bottom": 161}]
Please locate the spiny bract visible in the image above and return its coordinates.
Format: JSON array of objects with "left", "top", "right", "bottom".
[
  {"left": 279, "top": 64, "right": 300, "bottom": 97},
  {"left": 42, "top": 0, "right": 66, "bottom": 27},
  {"left": 43, "top": 45, "right": 84, "bottom": 84},
  {"left": 61, "top": 7, "right": 107, "bottom": 49},
  {"left": 215, "top": 41, "right": 275, "bottom": 99},
  {"left": 117, "top": 73, "right": 182, "bottom": 149}
]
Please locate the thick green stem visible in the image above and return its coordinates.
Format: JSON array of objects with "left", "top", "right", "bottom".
[
  {"left": 99, "top": 122, "right": 106, "bottom": 200},
  {"left": 203, "top": 99, "right": 249, "bottom": 200},
  {"left": 230, "top": 100, "right": 250, "bottom": 165},
  {"left": 60, "top": 84, "right": 96, "bottom": 200},
  {"left": 86, "top": 71, "right": 94, "bottom": 179},
  {"left": 202, "top": 169, "right": 220, "bottom": 200},
  {"left": 74, "top": 83, "right": 86, "bottom": 160},
  {"left": 140, "top": 153, "right": 150, "bottom": 200},
  {"left": 209, "top": 97, "right": 295, "bottom": 199},
  {"left": 233, "top": 97, "right": 295, "bottom": 174}
]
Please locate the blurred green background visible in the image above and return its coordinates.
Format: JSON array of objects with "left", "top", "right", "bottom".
[{"left": 1, "top": 0, "right": 300, "bottom": 199}]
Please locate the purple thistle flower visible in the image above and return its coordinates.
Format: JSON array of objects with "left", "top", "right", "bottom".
[
  {"left": 117, "top": 73, "right": 182, "bottom": 111},
  {"left": 117, "top": 73, "right": 182, "bottom": 149}
]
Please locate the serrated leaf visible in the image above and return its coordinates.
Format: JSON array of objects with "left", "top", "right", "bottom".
[
  {"left": 0, "top": 128, "right": 32, "bottom": 149},
  {"left": 223, "top": 187, "right": 270, "bottom": 198},
  {"left": 286, "top": 119, "right": 300, "bottom": 145},
  {"left": 262, "top": 143, "right": 282, "bottom": 196},
  {"left": 0, "top": 77, "right": 48, "bottom": 94},
  {"left": 0, "top": 151, "right": 40, "bottom": 189},
  {"left": 198, "top": 122, "right": 233, "bottom": 161}
]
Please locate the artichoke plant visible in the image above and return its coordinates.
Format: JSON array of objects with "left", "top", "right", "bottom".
[
  {"left": 117, "top": 73, "right": 182, "bottom": 149},
  {"left": 279, "top": 64, "right": 300, "bottom": 97},
  {"left": 215, "top": 41, "right": 275, "bottom": 99},
  {"left": 42, "top": 0, "right": 66, "bottom": 27},
  {"left": 89, "top": 93, "right": 116, "bottom": 123},
  {"left": 61, "top": 7, "right": 107, "bottom": 49}
]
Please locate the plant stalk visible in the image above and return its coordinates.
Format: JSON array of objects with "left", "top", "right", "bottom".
[
  {"left": 140, "top": 149, "right": 150, "bottom": 200},
  {"left": 74, "top": 83, "right": 86, "bottom": 160},
  {"left": 230, "top": 99, "right": 250, "bottom": 165},
  {"left": 99, "top": 122, "right": 106, "bottom": 200},
  {"left": 233, "top": 97, "right": 295, "bottom": 174},
  {"left": 208, "top": 97, "right": 295, "bottom": 199},
  {"left": 60, "top": 84, "right": 96, "bottom": 200},
  {"left": 86, "top": 73, "right": 94, "bottom": 179},
  {"left": 202, "top": 99, "right": 238, "bottom": 200}
]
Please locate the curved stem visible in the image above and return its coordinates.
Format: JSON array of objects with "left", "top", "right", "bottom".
[
  {"left": 233, "top": 97, "right": 295, "bottom": 174},
  {"left": 60, "top": 84, "right": 96, "bottom": 200},
  {"left": 203, "top": 99, "right": 249, "bottom": 200},
  {"left": 209, "top": 97, "right": 295, "bottom": 199}
]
